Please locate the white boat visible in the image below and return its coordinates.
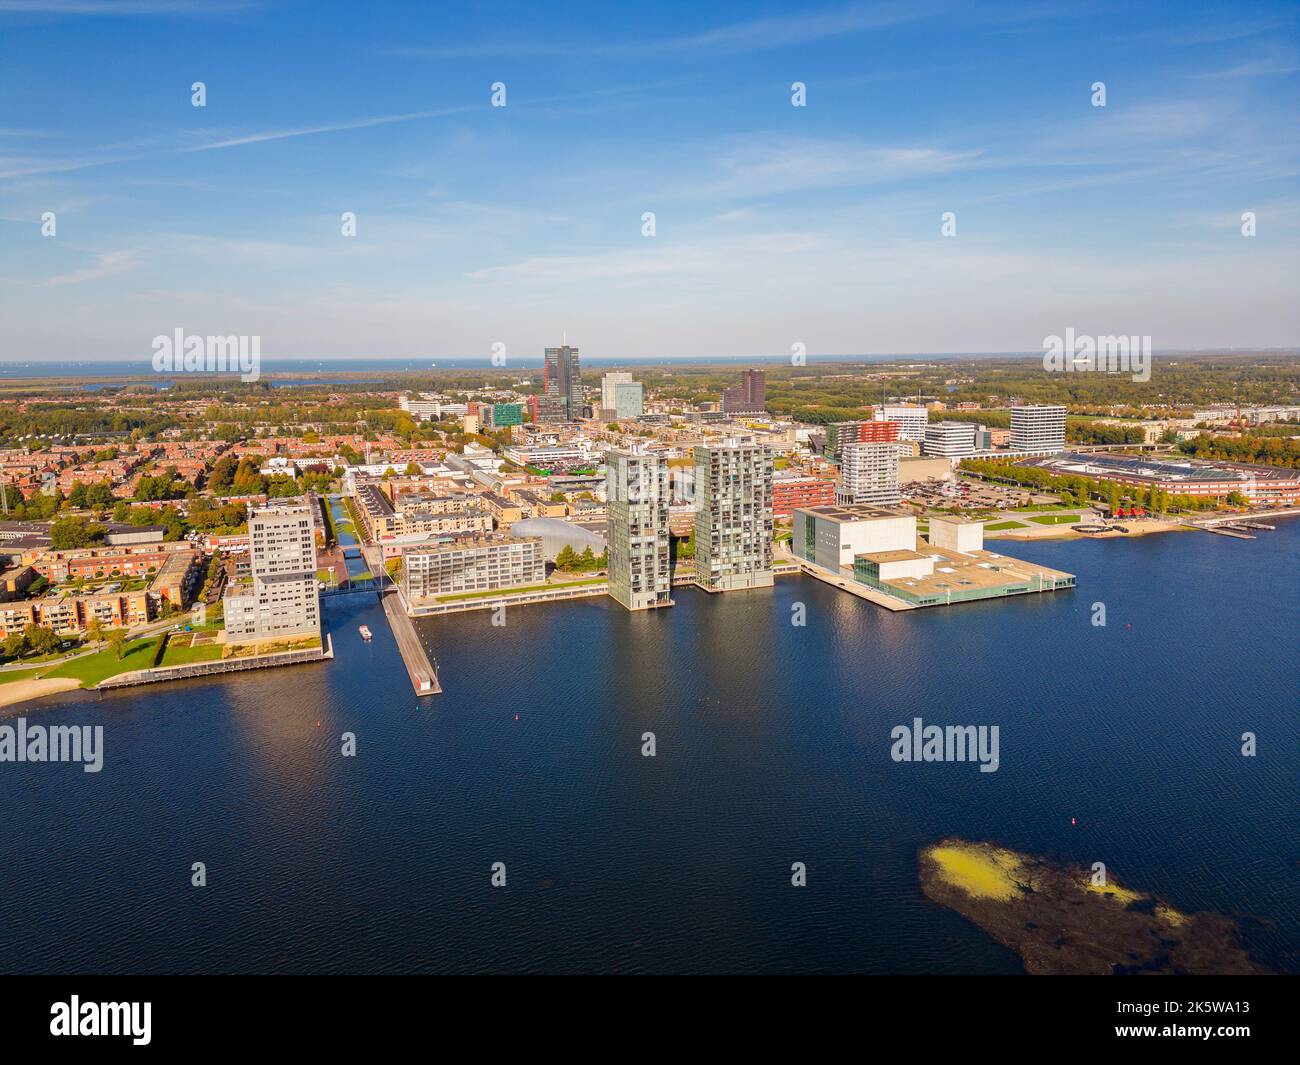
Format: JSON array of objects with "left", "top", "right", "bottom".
[{"left": 359, "top": 625, "right": 372, "bottom": 641}]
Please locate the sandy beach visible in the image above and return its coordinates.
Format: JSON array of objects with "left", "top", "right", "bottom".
[{"left": 0, "top": 678, "right": 82, "bottom": 711}]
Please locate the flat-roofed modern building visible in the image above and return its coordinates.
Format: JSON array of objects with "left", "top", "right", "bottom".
[
  {"left": 402, "top": 536, "right": 545, "bottom": 600},
  {"left": 721, "top": 369, "right": 766, "bottom": 415},
  {"left": 772, "top": 476, "right": 836, "bottom": 517},
  {"left": 600, "top": 373, "right": 644, "bottom": 419},
  {"left": 837, "top": 441, "right": 901, "bottom": 506},
  {"left": 1020, "top": 452, "right": 1300, "bottom": 504},
  {"left": 923, "top": 421, "right": 977, "bottom": 457},
  {"left": 1010, "top": 405, "right": 1066, "bottom": 453},
  {"left": 606, "top": 449, "right": 672, "bottom": 610},
  {"left": 694, "top": 439, "right": 774, "bottom": 592},
  {"left": 927, "top": 515, "right": 984, "bottom": 554},
  {"left": 875, "top": 405, "right": 929, "bottom": 441},
  {"left": 223, "top": 498, "right": 320, "bottom": 642},
  {"left": 792, "top": 504, "right": 916, "bottom": 573},
  {"left": 826, "top": 420, "right": 899, "bottom": 461}
]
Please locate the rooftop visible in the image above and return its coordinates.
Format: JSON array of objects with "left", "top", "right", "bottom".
[{"left": 799, "top": 504, "right": 911, "bottom": 523}]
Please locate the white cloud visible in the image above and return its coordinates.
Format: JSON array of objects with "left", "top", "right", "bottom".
[{"left": 44, "top": 249, "right": 140, "bottom": 286}]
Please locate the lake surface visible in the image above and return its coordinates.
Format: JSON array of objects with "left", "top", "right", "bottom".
[{"left": 1, "top": 521, "right": 1295, "bottom": 973}]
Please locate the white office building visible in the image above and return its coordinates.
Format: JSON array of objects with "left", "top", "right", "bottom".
[
  {"left": 923, "top": 421, "right": 977, "bottom": 458},
  {"left": 836, "top": 441, "right": 901, "bottom": 506},
  {"left": 399, "top": 394, "right": 468, "bottom": 422},
  {"left": 1010, "top": 405, "right": 1067, "bottom": 453},
  {"left": 875, "top": 405, "right": 929, "bottom": 442}
]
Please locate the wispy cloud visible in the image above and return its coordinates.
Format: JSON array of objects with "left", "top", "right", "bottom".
[
  {"left": 392, "top": 1, "right": 942, "bottom": 59},
  {"left": 45, "top": 248, "right": 140, "bottom": 286},
  {"left": 1196, "top": 52, "right": 1300, "bottom": 78},
  {"left": 677, "top": 137, "right": 979, "bottom": 200},
  {"left": 180, "top": 106, "right": 480, "bottom": 153}
]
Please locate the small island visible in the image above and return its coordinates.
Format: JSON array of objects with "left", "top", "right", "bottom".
[{"left": 919, "top": 838, "right": 1267, "bottom": 975}]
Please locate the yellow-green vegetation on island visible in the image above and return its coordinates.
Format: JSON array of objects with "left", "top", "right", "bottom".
[{"left": 919, "top": 838, "right": 1266, "bottom": 975}]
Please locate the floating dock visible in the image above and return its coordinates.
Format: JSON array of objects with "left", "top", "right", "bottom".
[{"left": 381, "top": 591, "right": 441, "bottom": 695}]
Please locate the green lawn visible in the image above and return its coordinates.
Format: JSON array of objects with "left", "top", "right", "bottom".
[
  {"left": 434, "top": 577, "right": 607, "bottom": 603},
  {"left": 986, "top": 520, "right": 1028, "bottom": 530},
  {"left": 1027, "top": 513, "right": 1082, "bottom": 526},
  {"left": 159, "top": 637, "right": 224, "bottom": 668},
  {"left": 41, "top": 638, "right": 165, "bottom": 686},
  {"left": 0, "top": 666, "right": 46, "bottom": 686}
]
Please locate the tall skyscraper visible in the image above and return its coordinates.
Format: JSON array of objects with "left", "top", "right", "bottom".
[
  {"left": 544, "top": 344, "right": 583, "bottom": 421},
  {"left": 223, "top": 498, "right": 321, "bottom": 641},
  {"left": 1011, "top": 405, "right": 1067, "bottom": 453},
  {"left": 693, "top": 439, "right": 774, "bottom": 592},
  {"left": 837, "top": 441, "right": 901, "bottom": 506},
  {"left": 721, "top": 369, "right": 766, "bottom": 415},
  {"left": 606, "top": 449, "right": 672, "bottom": 610}
]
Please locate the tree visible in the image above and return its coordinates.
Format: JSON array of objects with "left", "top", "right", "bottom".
[
  {"left": 87, "top": 619, "right": 105, "bottom": 645},
  {"left": 2, "top": 632, "right": 28, "bottom": 659},
  {"left": 555, "top": 545, "right": 576, "bottom": 570},
  {"left": 209, "top": 454, "right": 239, "bottom": 491},
  {"left": 85, "top": 480, "right": 116, "bottom": 507},
  {"left": 23, "top": 624, "right": 59, "bottom": 656},
  {"left": 50, "top": 517, "right": 107, "bottom": 549},
  {"left": 109, "top": 631, "right": 129, "bottom": 661}
]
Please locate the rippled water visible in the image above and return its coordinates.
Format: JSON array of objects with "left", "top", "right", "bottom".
[{"left": 1, "top": 520, "right": 1295, "bottom": 973}]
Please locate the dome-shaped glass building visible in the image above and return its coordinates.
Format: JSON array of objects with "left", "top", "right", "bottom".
[{"left": 508, "top": 517, "right": 606, "bottom": 561}]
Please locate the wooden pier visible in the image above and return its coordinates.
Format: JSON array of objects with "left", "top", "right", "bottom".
[{"left": 381, "top": 591, "right": 441, "bottom": 695}]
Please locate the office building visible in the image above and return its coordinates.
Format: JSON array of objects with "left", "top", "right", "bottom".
[
  {"left": 1010, "top": 405, "right": 1067, "bottom": 453},
  {"left": 544, "top": 344, "right": 583, "bottom": 421},
  {"left": 826, "top": 420, "right": 899, "bottom": 462},
  {"left": 606, "top": 449, "right": 672, "bottom": 610},
  {"left": 399, "top": 395, "right": 467, "bottom": 422},
  {"left": 923, "top": 421, "right": 978, "bottom": 458},
  {"left": 721, "top": 369, "right": 766, "bottom": 415},
  {"left": 694, "top": 439, "right": 775, "bottom": 592},
  {"left": 223, "top": 498, "right": 320, "bottom": 642},
  {"left": 529, "top": 393, "right": 567, "bottom": 424},
  {"left": 601, "top": 373, "right": 644, "bottom": 420},
  {"left": 874, "top": 405, "right": 929, "bottom": 442},
  {"left": 837, "top": 441, "right": 901, "bottom": 506},
  {"left": 488, "top": 403, "right": 524, "bottom": 429}
]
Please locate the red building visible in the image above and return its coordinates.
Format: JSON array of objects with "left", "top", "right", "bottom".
[{"left": 773, "top": 477, "right": 836, "bottom": 517}]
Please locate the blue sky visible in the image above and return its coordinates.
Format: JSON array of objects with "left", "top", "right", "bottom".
[{"left": 1, "top": 0, "right": 1297, "bottom": 363}]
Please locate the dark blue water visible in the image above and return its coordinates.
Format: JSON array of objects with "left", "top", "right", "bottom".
[
  {"left": 1, "top": 521, "right": 1295, "bottom": 973},
  {"left": 0, "top": 353, "right": 1046, "bottom": 380}
]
